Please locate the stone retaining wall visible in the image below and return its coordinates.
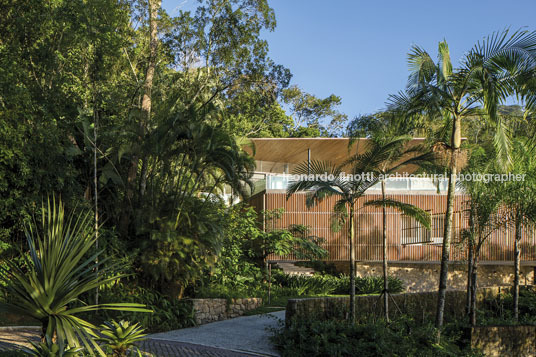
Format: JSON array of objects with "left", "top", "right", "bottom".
[
  {"left": 471, "top": 325, "right": 536, "bottom": 357},
  {"left": 331, "top": 261, "right": 535, "bottom": 292},
  {"left": 286, "top": 287, "right": 503, "bottom": 323},
  {"left": 188, "top": 298, "right": 262, "bottom": 325}
]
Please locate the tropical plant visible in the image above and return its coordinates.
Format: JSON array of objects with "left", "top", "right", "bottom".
[
  {"left": 98, "top": 320, "right": 146, "bottom": 357},
  {"left": 134, "top": 112, "right": 256, "bottom": 297},
  {"left": 287, "top": 137, "right": 430, "bottom": 321},
  {"left": 498, "top": 141, "right": 536, "bottom": 320},
  {"left": 95, "top": 283, "right": 196, "bottom": 333},
  {"left": 0, "top": 199, "right": 150, "bottom": 355},
  {"left": 25, "top": 336, "right": 84, "bottom": 357},
  {"left": 388, "top": 29, "right": 536, "bottom": 330},
  {"left": 349, "top": 135, "right": 433, "bottom": 321},
  {"left": 459, "top": 152, "right": 505, "bottom": 325}
]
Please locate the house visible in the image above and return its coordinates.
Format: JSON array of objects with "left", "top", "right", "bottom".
[{"left": 245, "top": 138, "right": 536, "bottom": 292}]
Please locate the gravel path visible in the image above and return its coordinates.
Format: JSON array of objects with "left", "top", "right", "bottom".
[{"left": 149, "top": 311, "right": 285, "bottom": 356}]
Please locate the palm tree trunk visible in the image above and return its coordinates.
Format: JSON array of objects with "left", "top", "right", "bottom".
[
  {"left": 514, "top": 216, "right": 521, "bottom": 320},
  {"left": 349, "top": 203, "right": 356, "bottom": 323},
  {"left": 119, "top": 0, "right": 160, "bottom": 237},
  {"left": 466, "top": 239, "right": 473, "bottom": 317},
  {"left": 470, "top": 257, "right": 478, "bottom": 326},
  {"left": 436, "top": 114, "right": 461, "bottom": 333},
  {"left": 381, "top": 180, "right": 389, "bottom": 321},
  {"left": 466, "top": 212, "right": 475, "bottom": 316}
]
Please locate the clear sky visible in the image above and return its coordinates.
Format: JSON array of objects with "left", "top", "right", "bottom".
[{"left": 162, "top": 0, "right": 536, "bottom": 119}]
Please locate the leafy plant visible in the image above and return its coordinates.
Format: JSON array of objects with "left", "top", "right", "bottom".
[
  {"left": 0, "top": 199, "right": 150, "bottom": 355},
  {"left": 93, "top": 283, "right": 195, "bottom": 333},
  {"left": 98, "top": 320, "right": 146, "bottom": 357},
  {"left": 273, "top": 316, "right": 481, "bottom": 357},
  {"left": 25, "top": 336, "right": 83, "bottom": 357}
]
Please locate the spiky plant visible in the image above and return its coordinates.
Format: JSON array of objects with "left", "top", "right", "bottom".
[
  {"left": 98, "top": 320, "right": 147, "bottom": 357},
  {"left": 0, "top": 198, "right": 151, "bottom": 355}
]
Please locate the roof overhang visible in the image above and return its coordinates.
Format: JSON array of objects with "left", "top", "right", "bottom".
[{"left": 243, "top": 137, "right": 429, "bottom": 174}]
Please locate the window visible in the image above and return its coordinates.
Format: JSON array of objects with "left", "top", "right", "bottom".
[
  {"left": 430, "top": 214, "right": 444, "bottom": 245},
  {"left": 401, "top": 215, "right": 431, "bottom": 245}
]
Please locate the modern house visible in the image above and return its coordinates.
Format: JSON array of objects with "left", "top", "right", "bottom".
[{"left": 245, "top": 138, "right": 536, "bottom": 291}]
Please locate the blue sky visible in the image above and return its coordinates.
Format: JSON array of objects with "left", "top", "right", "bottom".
[{"left": 163, "top": 0, "right": 536, "bottom": 119}]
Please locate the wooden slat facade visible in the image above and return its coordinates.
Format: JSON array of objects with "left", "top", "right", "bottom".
[{"left": 249, "top": 191, "right": 536, "bottom": 262}]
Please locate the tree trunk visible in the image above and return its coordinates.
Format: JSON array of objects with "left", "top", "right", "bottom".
[
  {"left": 349, "top": 203, "right": 356, "bottom": 323},
  {"left": 466, "top": 239, "right": 473, "bottom": 316},
  {"left": 514, "top": 217, "right": 521, "bottom": 320},
  {"left": 119, "top": 0, "right": 160, "bottom": 237},
  {"left": 470, "top": 259, "right": 478, "bottom": 326},
  {"left": 436, "top": 114, "right": 461, "bottom": 334},
  {"left": 466, "top": 211, "right": 475, "bottom": 316},
  {"left": 381, "top": 180, "right": 389, "bottom": 321}
]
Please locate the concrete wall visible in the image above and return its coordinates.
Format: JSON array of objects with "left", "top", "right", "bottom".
[
  {"left": 286, "top": 287, "right": 503, "bottom": 323},
  {"left": 187, "top": 298, "right": 262, "bottom": 325},
  {"left": 471, "top": 325, "right": 536, "bottom": 357},
  {"left": 332, "top": 261, "right": 535, "bottom": 292}
]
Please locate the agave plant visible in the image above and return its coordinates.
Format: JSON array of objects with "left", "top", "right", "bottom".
[
  {"left": 0, "top": 198, "right": 151, "bottom": 355},
  {"left": 98, "top": 320, "right": 146, "bottom": 357}
]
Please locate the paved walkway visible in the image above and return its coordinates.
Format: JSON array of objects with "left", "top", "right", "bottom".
[
  {"left": 0, "top": 311, "right": 284, "bottom": 356},
  {"left": 149, "top": 311, "right": 285, "bottom": 356}
]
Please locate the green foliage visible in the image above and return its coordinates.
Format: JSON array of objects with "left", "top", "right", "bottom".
[
  {"left": 0, "top": 199, "right": 149, "bottom": 355},
  {"left": 93, "top": 283, "right": 195, "bottom": 333},
  {"left": 478, "top": 287, "right": 536, "bottom": 326},
  {"left": 280, "top": 85, "right": 348, "bottom": 137},
  {"left": 26, "top": 336, "right": 84, "bottom": 357},
  {"left": 98, "top": 320, "right": 146, "bottom": 357},
  {"left": 0, "top": 352, "right": 26, "bottom": 357},
  {"left": 272, "top": 272, "right": 404, "bottom": 296},
  {"left": 202, "top": 205, "right": 327, "bottom": 298},
  {"left": 272, "top": 316, "right": 480, "bottom": 357},
  {"left": 207, "top": 205, "right": 263, "bottom": 291}
]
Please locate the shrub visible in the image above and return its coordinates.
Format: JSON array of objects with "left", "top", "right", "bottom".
[
  {"left": 272, "top": 272, "right": 404, "bottom": 296},
  {"left": 92, "top": 283, "right": 195, "bottom": 333},
  {"left": 272, "top": 317, "right": 481, "bottom": 357}
]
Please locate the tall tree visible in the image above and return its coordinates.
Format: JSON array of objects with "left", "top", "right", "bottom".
[
  {"left": 499, "top": 141, "right": 536, "bottom": 320},
  {"left": 287, "top": 137, "right": 430, "bottom": 322},
  {"left": 388, "top": 30, "right": 536, "bottom": 332},
  {"left": 459, "top": 149, "right": 504, "bottom": 326},
  {"left": 281, "top": 85, "right": 348, "bottom": 137},
  {"left": 356, "top": 136, "right": 433, "bottom": 321}
]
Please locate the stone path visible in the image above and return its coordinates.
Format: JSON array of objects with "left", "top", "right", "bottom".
[
  {"left": 0, "top": 311, "right": 285, "bottom": 356},
  {"left": 149, "top": 311, "right": 285, "bottom": 356}
]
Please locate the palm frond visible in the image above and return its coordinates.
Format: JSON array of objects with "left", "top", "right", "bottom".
[{"left": 364, "top": 198, "right": 431, "bottom": 229}]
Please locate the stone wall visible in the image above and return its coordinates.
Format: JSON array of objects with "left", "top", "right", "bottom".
[
  {"left": 286, "top": 287, "right": 503, "bottom": 323},
  {"left": 471, "top": 325, "right": 536, "bottom": 357},
  {"left": 188, "top": 298, "right": 262, "bottom": 325},
  {"left": 331, "top": 261, "right": 535, "bottom": 292}
]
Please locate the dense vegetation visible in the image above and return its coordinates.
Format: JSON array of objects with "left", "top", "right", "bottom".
[{"left": 1, "top": 0, "right": 536, "bottom": 355}]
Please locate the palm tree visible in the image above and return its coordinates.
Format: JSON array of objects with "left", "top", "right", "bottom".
[
  {"left": 358, "top": 135, "right": 433, "bottom": 321},
  {"left": 287, "top": 137, "right": 431, "bottom": 322},
  {"left": 136, "top": 112, "right": 255, "bottom": 297},
  {"left": 460, "top": 161, "right": 505, "bottom": 326},
  {"left": 0, "top": 198, "right": 150, "bottom": 355},
  {"left": 499, "top": 141, "right": 536, "bottom": 320},
  {"left": 388, "top": 29, "right": 536, "bottom": 330}
]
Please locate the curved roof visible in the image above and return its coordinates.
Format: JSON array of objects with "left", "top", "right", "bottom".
[{"left": 244, "top": 137, "right": 428, "bottom": 174}]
